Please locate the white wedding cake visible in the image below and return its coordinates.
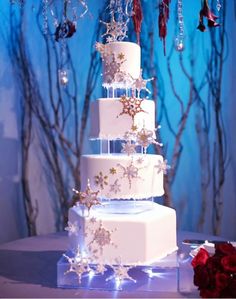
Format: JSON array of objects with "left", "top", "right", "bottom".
[{"left": 64, "top": 40, "right": 177, "bottom": 273}]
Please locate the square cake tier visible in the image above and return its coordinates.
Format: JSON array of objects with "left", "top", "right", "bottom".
[{"left": 68, "top": 202, "right": 177, "bottom": 265}]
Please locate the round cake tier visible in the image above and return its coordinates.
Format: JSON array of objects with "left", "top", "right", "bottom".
[
  {"left": 81, "top": 154, "right": 164, "bottom": 199},
  {"left": 102, "top": 41, "right": 141, "bottom": 89},
  {"left": 90, "top": 98, "right": 156, "bottom": 140},
  {"left": 68, "top": 203, "right": 177, "bottom": 265}
]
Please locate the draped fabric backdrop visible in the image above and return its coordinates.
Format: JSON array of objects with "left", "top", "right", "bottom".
[{"left": 0, "top": 0, "right": 235, "bottom": 244}]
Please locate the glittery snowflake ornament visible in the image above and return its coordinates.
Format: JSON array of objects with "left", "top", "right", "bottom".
[
  {"left": 121, "top": 141, "right": 137, "bottom": 155},
  {"left": 136, "top": 127, "right": 162, "bottom": 151},
  {"left": 65, "top": 221, "right": 80, "bottom": 236},
  {"left": 94, "top": 172, "right": 108, "bottom": 189},
  {"left": 107, "top": 258, "right": 136, "bottom": 286},
  {"left": 85, "top": 218, "right": 116, "bottom": 257},
  {"left": 100, "top": 15, "right": 128, "bottom": 42},
  {"left": 132, "top": 69, "right": 153, "bottom": 97},
  {"left": 63, "top": 246, "right": 91, "bottom": 284},
  {"left": 72, "top": 180, "right": 101, "bottom": 212},
  {"left": 109, "top": 179, "right": 121, "bottom": 194},
  {"left": 155, "top": 159, "right": 171, "bottom": 174},
  {"left": 118, "top": 96, "right": 145, "bottom": 120},
  {"left": 117, "top": 161, "right": 141, "bottom": 189}
]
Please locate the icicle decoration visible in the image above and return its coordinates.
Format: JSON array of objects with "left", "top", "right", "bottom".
[
  {"left": 158, "top": 0, "right": 171, "bottom": 56},
  {"left": 216, "top": 0, "right": 221, "bottom": 11},
  {"left": 175, "top": 0, "right": 184, "bottom": 52},
  {"left": 132, "top": 0, "right": 143, "bottom": 45}
]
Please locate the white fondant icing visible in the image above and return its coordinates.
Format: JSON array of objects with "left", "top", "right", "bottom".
[
  {"left": 69, "top": 203, "right": 177, "bottom": 265},
  {"left": 102, "top": 42, "right": 141, "bottom": 88},
  {"left": 81, "top": 154, "right": 164, "bottom": 199},
  {"left": 90, "top": 98, "right": 156, "bottom": 140}
]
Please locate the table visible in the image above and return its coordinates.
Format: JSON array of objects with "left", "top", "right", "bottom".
[{"left": 0, "top": 231, "right": 224, "bottom": 298}]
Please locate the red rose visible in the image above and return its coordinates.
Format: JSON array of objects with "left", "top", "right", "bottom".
[
  {"left": 200, "top": 288, "right": 220, "bottom": 298},
  {"left": 215, "top": 243, "right": 236, "bottom": 256},
  {"left": 191, "top": 248, "right": 210, "bottom": 268},
  {"left": 215, "top": 272, "right": 230, "bottom": 291},
  {"left": 193, "top": 265, "right": 210, "bottom": 288},
  {"left": 220, "top": 277, "right": 236, "bottom": 298},
  {"left": 206, "top": 255, "right": 222, "bottom": 273},
  {"left": 221, "top": 254, "right": 236, "bottom": 272}
]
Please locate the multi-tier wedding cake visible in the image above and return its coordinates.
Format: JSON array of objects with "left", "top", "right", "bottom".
[{"left": 60, "top": 18, "right": 177, "bottom": 286}]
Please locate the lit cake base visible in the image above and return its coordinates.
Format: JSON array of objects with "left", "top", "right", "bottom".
[{"left": 57, "top": 250, "right": 179, "bottom": 291}]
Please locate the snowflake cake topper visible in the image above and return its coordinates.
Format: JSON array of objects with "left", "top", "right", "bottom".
[
  {"left": 72, "top": 180, "right": 101, "bottom": 212},
  {"left": 100, "top": 15, "right": 128, "bottom": 42}
]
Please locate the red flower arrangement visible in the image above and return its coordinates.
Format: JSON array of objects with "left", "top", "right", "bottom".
[{"left": 191, "top": 243, "right": 236, "bottom": 298}]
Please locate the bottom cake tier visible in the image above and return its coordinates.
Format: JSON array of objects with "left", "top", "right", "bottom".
[{"left": 68, "top": 202, "right": 177, "bottom": 265}]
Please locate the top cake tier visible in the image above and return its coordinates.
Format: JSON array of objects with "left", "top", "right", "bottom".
[{"left": 97, "top": 41, "right": 141, "bottom": 89}]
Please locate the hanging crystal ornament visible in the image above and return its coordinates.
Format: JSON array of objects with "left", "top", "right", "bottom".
[
  {"left": 175, "top": 0, "right": 185, "bottom": 52},
  {"left": 101, "top": 0, "right": 130, "bottom": 42},
  {"left": 42, "top": 0, "right": 49, "bottom": 35},
  {"left": 125, "top": 0, "right": 133, "bottom": 17},
  {"left": 58, "top": 69, "right": 69, "bottom": 86},
  {"left": 216, "top": 0, "right": 221, "bottom": 11}
]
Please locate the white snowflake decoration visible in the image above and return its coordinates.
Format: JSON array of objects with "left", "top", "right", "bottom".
[
  {"left": 121, "top": 141, "right": 136, "bottom": 155},
  {"left": 109, "top": 179, "right": 121, "bottom": 194},
  {"left": 132, "top": 69, "right": 153, "bottom": 97},
  {"left": 86, "top": 219, "right": 116, "bottom": 257},
  {"left": 65, "top": 221, "right": 80, "bottom": 236},
  {"left": 94, "top": 172, "right": 108, "bottom": 189},
  {"left": 103, "top": 53, "right": 125, "bottom": 84},
  {"left": 95, "top": 263, "right": 107, "bottom": 275},
  {"left": 123, "top": 126, "right": 138, "bottom": 142},
  {"left": 117, "top": 161, "right": 141, "bottom": 189},
  {"left": 155, "top": 159, "right": 171, "bottom": 175},
  {"left": 136, "top": 157, "right": 144, "bottom": 164},
  {"left": 95, "top": 42, "right": 105, "bottom": 55},
  {"left": 63, "top": 247, "right": 91, "bottom": 284},
  {"left": 72, "top": 179, "right": 101, "bottom": 212},
  {"left": 94, "top": 225, "right": 112, "bottom": 247},
  {"left": 136, "top": 127, "right": 163, "bottom": 152},
  {"left": 107, "top": 258, "right": 136, "bottom": 285}
]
